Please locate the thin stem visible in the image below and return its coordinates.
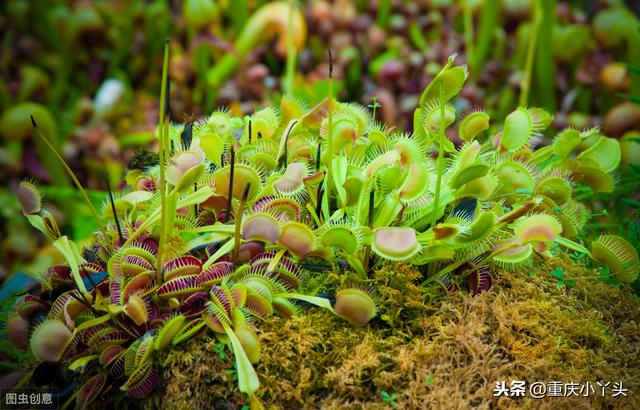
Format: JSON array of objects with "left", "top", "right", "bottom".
[
  {"left": 463, "top": 0, "right": 474, "bottom": 75},
  {"left": 315, "top": 143, "right": 321, "bottom": 172},
  {"left": 534, "top": 0, "right": 556, "bottom": 111},
  {"left": 224, "top": 148, "right": 236, "bottom": 223},
  {"left": 181, "top": 122, "right": 193, "bottom": 150},
  {"left": 284, "top": 0, "right": 297, "bottom": 96},
  {"left": 458, "top": 243, "right": 522, "bottom": 281},
  {"left": 157, "top": 40, "right": 170, "bottom": 191},
  {"left": 326, "top": 49, "right": 334, "bottom": 210},
  {"left": 30, "top": 116, "right": 103, "bottom": 229},
  {"left": 157, "top": 114, "right": 170, "bottom": 277},
  {"left": 232, "top": 183, "right": 251, "bottom": 264},
  {"left": 69, "top": 274, "right": 99, "bottom": 316},
  {"left": 156, "top": 40, "right": 171, "bottom": 278},
  {"left": 194, "top": 182, "right": 198, "bottom": 218},
  {"left": 473, "top": 0, "right": 499, "bottom": 75},
  {"left": 364, "top": 189, "right": 374, "bottom": 276},
  {"left": 519, "top": 0, "right": 541, "bottom": 107},
  {"left": 431, "top": 81, "right": 446, "bottom": 228},
  {"left": 281, "top": 120, "right": 298, "bottom": 168},
  {"left": 315, "top": 186, "right": 324, "bottom": 226},
  {"left": 105, "top": 173, "right": 124, "bottom": 244}
]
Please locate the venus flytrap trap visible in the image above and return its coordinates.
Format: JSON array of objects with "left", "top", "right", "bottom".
[{"left": 7, "top": 52, "right": 638, "bottom": 409}]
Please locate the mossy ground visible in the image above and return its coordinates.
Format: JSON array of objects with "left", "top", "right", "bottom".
[{"left": 138, "top": 256, "right": 639, "bottom": 410}]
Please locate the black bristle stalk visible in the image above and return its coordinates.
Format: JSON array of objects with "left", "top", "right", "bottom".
[
  {"left": 283, "top": 141, "right": 288, "bottom": 169},
  {"left": 181, "top": 122, "right": 193, "bottom": 150},
  {"left": 241, "top": 182, "right": 251, "bottom": 202},
  {"left": 315, "top": 186, "right": 324, "bottom": 226},
  {"left": 364, "top": 188, "right": 375, "bottom": 276},
  {"left": 368, "top": 189, "right": 375, "bottom": 227},
  {"left": 248, "top": 120, "right": 252, "bottom": 144},
  {"left": 194, "top": 182, "right": 198, "bottom": 217},
  {"left": 68, "top": 292, "right": 90, "bottom": 309},
  {"left": 315, "top": 143, "right": 321, "bottom": 171},
  {"left": 328, "top": 49, "right": 333, "bottom": 79},
  {"left": 30, "top": 115, "right": 37, "bottom": 128},
  {"left": 69, "top": 277, "right": 98, "bottom": 315},
  {"left": 105, "top": 173, "right": 124, "bottom": 245},
  {"left": 282, "top": 120, "right": 298, "bottom": 169},
  {"left": 224, "top": 148, "right": 235, "bottom": 223}
]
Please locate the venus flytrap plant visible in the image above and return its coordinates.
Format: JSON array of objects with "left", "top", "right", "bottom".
[
  {"left": 157, "top": 39, "right": 171, "bottom": 281},
  {"left": 9, "top": 53, "right": 636, "bottom": 408}
]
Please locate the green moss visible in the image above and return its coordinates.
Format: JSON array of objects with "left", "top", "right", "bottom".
[{"left": 147, "top": 261, "right": 639, "bottom": 409}]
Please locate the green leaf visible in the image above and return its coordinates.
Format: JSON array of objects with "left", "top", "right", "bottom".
[
  {"left": 201, "top": 239, "right": 234, "bottom": 270},
  {"left": 625, "top": 63, "right": 640, "bottom": 75},
  {"left": 221, "top": 321, "right": 259, "bottom": 396},
  {"left": 617, "top": 93, "right": 640, "bottom": 104},
  {"left": 344, "top": 254, "right": 366, "bottom": 278},
  {"left": 278, "top": 293, "right": 335, "bottom": 313},
  {"left": 53, "top": 236, "right": 87, "bottom": 294},
  {"left": 555, "top": 236, "right": 591, "bottom": 257},
  {"left": 550, "top": 267, "right": 565, "bottom": 279},
  {"left": 68, "top": 355, "right": 98, "bottom": 372}
]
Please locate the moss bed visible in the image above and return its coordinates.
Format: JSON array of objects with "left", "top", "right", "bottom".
[{"left": 95, "top": 256, "right": 640, "bottom": 410}]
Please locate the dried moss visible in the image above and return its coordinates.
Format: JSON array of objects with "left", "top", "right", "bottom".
[{"left": 148, "top": 260, "right": 640, "bottom": 409}]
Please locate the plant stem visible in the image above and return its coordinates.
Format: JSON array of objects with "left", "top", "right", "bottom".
[
  {"left": 519, "top": 0, "right": 541, "bottom": 107},
  {"left": 30, "top": 117, "right": 102, "bottom": 229},
  {"left": 431, "top": 81, "right": 446, "bottom": 228},
  {"left": 463, "top": 0, "right": 475, "bottom": 76},
  {"left": 534, "top": 0, "right": 556, "bottom": 111},
  {"left": 105, "top": 173, "right": 124, "bottom": 244},
  {"left": 156, "top": 40, "right": 170, "bottom": 278},
  {"left": 326, "top": 50, "right": 334, "bottom": 211},
  {"left": 284, "top": 0, "right": 297, "bottom": 96},
  {"left": 364, "top": 189, "right": 374, "bottom": 276},
  {"left": 225, "top": 148, "right": 236, "bottom": 224},
  {"left": 232, "top": 183, "right": 251, "bottom": 264},
  {"left": 473, "top": 0, "right": 499, "bottom": 75}
]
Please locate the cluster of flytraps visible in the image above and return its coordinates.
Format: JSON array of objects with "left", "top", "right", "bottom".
[{"left": 8, "top": 49, "right": 639, "bottom": 408}]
